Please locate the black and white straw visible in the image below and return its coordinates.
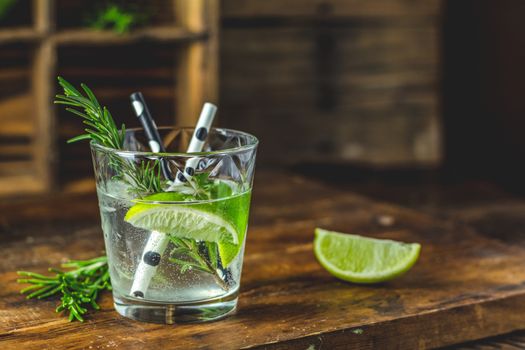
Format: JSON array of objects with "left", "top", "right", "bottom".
[
  {"left": 128, "top": 101, "right": 217, "bottom": 299},
  {"left": 130, "top": 91, "right": 174, "bottom": 181},
  {"left": 168, "top": 102, "right": 217, "bottom": 189}
]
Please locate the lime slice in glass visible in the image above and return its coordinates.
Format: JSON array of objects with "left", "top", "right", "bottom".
[
  {"left": 314, "top": 228, "right": 421, "bottom": 284},
  {"left": 125, "top": 198, "right": 239, "bottom": 245},
  {"left": 125, "top": 190, "right": 251, "bottom": 267}
]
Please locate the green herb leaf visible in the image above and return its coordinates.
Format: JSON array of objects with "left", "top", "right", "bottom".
[
  {"left": 55, "top": 77, "right": 124, "bottom": 150},
  {"left": 17, "top": 256, "right": 111, "bottom": 322},
  {"left": 55, "top": 77, "right": 163, "bottom": 196}
]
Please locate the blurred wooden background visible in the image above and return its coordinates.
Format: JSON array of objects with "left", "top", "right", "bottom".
[
  {"left": 220, "top": 0, "right": 442, "bottom": 167},
  {"left": 2, "top": 0, "right": 525, "bottom": 197}
]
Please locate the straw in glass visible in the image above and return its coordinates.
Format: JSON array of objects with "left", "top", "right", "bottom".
[{"left": 128, "top": 101, "right": 217, "bottom": 298}]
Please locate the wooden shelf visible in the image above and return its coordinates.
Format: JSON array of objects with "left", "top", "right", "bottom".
[
  {"left": 0, "top": 27, "right": 208, "bottom": 46},
  {"left": 0, "top": 0, "right": 219, "bottom": 197},
  {"left": 52, "top": 27, "right": 208, "bottom": 46},
  {"left": 0, "top": 28, "right": 42, "bottom": 44}
]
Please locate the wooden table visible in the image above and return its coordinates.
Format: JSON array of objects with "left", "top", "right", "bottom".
[{"left": 1, "top": 171, "right": 525, "bottom": 349}]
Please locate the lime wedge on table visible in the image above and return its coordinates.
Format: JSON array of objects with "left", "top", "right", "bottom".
[
  {"left": 314, "top": 228, "right": 421, "bottom": 284},
  {"left": 125, "top": 191, "right": 251, "bottom": 267}
]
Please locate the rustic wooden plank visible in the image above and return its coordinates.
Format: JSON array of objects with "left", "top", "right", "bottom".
[
  {"left": 0, "top": 28, "right": 41, "bottom": 44},
  {"left": 221, "top": 0, "right": 442, "bottom": 168},
  {"left": 33, "top": 0, "right": 53, "bottom": 33},
  {"left": 0, "top": 67, "right": 30, "bottom": 80},
  {"left": 52, "top": 27, "right": 206, "bottom": 46},
  {"left": 0, "top": 143, "right": 33, "bottom": 157},
  {"left": 0, "top": 47, "right": 35, "bottom": 193},
  {"left": 31, "top": 37, "right": 56, "bottom": 193},
  {"left": 222, "top": 0, "right": 441, "bottom": 19},
  {"left": 1, "top": 172, "right": 525, "bottom": 349},
  {"left": 24, "top": 0, "right": 56, "bottom": 191},
  {"left": 57, "top": 66, "right": 174, "bottom": 79},
  {"left": 175, "top": 0, "right": 219, "bottom": 126},
  {"left": 0, "top": 94, "right": 33, "bottom": 136},
  {"left": 447, "top": 330, "right": 525, "bottom": 350},
  {"left": 203, "top": 0, "right": 220, "bottom": 113},
  {"left": 220, "top": 21, "right": 441, "bottom": 167},
  {"left": 0, "top": 174, "right": 47, "bottom": 196},
  {"left": 327, "top": 174, "right": 525, "bottom": 247},
  {"left": 0, "top": 161, "right": 33, "bottom": 177},
  {"left": 175, "top": 0, "right": 206, "bottom": 126}
]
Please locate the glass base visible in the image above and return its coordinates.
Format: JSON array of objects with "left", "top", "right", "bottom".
[{"left": 113, "top": 290, "right": 239, "bottom": 324}]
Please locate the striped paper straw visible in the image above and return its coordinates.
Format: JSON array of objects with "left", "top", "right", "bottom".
[
  {"left": 129, "top": 102, "right": 217, "bottom": 298},
  {"left": 130, "top": 92, "right": 174, "bottom": 181}
]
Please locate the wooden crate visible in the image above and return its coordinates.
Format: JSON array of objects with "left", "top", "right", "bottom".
[{"left": 0, "top": 0, "right": 219, "bottom": 196}]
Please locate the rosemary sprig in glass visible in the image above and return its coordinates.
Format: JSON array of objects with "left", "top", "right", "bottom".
[
  {"left": 169, "top": 238, "right": 227, "bottom": 291},
  {"left": 54, "top": 78, "right": 223, "bottom": 277},
  {"left": 55, "top": 76, "right": 125, "bottom": 149},
  {"left": 54, "top": 76, "right": 162, "bottom": 195}
]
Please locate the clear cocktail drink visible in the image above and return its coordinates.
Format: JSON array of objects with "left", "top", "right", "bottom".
[{"left": 91, "top": 127, "right": 257, "bottom": 323}]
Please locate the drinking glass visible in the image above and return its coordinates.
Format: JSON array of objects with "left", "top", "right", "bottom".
[{"left": 90, "top": 127, "right": 258, "bottom": 323}]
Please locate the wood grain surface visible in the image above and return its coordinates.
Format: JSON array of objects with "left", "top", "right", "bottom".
[{"left": 1, "top": 171, "right": 525, "bottom": 349}]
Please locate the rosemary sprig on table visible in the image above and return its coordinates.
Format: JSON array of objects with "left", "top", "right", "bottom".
[{"left": 17, "top": 257, "right": 111, "bottom": 322}]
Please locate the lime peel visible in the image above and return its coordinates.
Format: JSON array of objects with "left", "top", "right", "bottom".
[{"left": 314, "top": 228, "right": 421, "bottom": 284}]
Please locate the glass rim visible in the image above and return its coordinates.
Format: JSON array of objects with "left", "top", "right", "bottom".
[{"left": 90, "top": 126, "right": 259, "bottom": 158}]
